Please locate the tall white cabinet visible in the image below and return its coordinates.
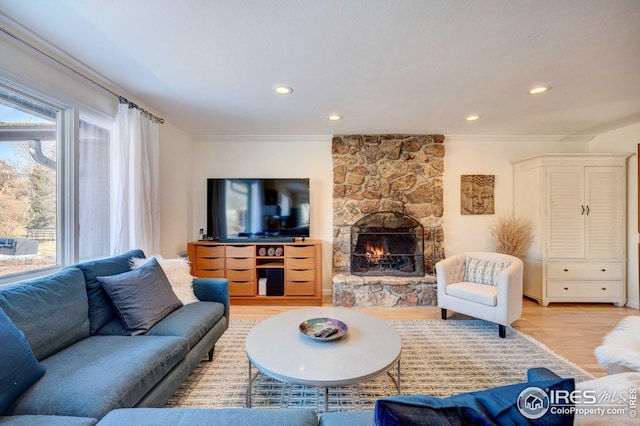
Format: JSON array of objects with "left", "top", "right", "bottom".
[{"left": 513, "top": 153, "right": 631, "bottom": 307}]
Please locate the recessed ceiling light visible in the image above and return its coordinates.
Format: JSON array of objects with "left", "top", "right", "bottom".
[
  {"left": 328, "top": 114, "right": 342, "bottom": 121},
  {"left": 274, "top": 85, "right": 293, "bottom": 95},
  {"left": 466, "top": 115, "right": 481, "bottom": 121},
  {"left": 528, "top": 86, "right": 551, "bottom": 95}
]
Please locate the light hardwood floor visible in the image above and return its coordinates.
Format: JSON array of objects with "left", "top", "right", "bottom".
[{"left": 230, "top": 297, "right": 639, "bottom": 378}]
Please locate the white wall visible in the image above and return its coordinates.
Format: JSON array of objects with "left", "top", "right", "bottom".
[
  {"left": 158, "top": 123, "right": 195, "bottom": 257},
  {"left": 192, "top": 137, "right": 334, "bottom": 290},
  {"left": 589, "top": 123, "right": 640, "bottom": 308},
  {"left": 443, "top": 137, "right": 588, "bottom": 255}
]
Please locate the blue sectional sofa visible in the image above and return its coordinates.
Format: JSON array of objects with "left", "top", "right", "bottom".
[{"left": 0, "top": 249, "right": 229, "bottom": 425}]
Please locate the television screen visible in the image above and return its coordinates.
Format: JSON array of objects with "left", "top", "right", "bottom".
[{"left": 207, "top": 178, "right": 310, "bottom": 239}]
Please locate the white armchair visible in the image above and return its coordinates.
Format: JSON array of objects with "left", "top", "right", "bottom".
[{"left": 436, "top": 252, "right": 524, "bottom": 338}]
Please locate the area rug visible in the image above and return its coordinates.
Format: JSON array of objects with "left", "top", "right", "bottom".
[{"left": 166, "top": 319, "right": 593, "bottom": 412}]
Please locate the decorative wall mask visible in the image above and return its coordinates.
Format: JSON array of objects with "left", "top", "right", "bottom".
[{"left": 461, "top": 175, "right": 495, "bottom": 215}]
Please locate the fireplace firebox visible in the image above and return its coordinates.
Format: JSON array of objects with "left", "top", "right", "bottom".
[{"left": 350, "top": 212, "right": 424, "bottom": 276}]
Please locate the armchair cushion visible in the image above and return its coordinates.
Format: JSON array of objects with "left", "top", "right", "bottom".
[
  {"left": 464, "top": 257, "right": 511, "bottom": 286},
  {"left": 446, "top": 282, "right": 497, "bottom": 306}
]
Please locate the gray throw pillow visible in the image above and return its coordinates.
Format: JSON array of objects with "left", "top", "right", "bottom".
[{"left": 97, "top": 257, "right": 183, "bottom": 335}]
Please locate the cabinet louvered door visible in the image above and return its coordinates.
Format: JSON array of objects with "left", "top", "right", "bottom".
[
  {"left": 546, "top": 167, "right": 584, "bottom": 258},
  {"left": 585, "top": 167, "right": 625, "bottom": 258}
]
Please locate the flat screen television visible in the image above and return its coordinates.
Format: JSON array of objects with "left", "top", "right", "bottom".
[{"left": 207, "top": 178, "right": 310, "bottom": 239}]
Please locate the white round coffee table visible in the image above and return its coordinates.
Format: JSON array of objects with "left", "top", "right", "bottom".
[{"left": 245, "top": 307, "right": 402, "bottom": 410}]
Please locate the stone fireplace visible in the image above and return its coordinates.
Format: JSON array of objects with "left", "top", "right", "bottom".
[
  {"left": 332, "top": 134, "right": 445, "bottom": 307},
  {"left": 350, "top": 212, "right": 424, "bottom": 277}
]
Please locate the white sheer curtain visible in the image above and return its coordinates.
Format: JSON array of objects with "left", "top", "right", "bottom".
[{"left": 110, "top": 102, "right": 160, "bottom": 255}]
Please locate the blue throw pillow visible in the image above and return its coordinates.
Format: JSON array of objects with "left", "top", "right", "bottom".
[
  {"left": 0, "top": 307, "right": 45, "bottom": 414},
  {"left": 97, "top": 257, "right": 183, "bottom": 336},
  {"left": 375, "top": 378, "right": 575, "bottom": 426},
  {"left": 75, "top": 249, "right": 146, "bottom": 334}
]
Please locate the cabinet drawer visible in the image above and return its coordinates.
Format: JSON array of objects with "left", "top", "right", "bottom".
[
  {"left": 226, "top": 245, "right": 254, "bottom": 257},
  {"left": 287, "top": 269, "right": 315, "bottom": 281},
  {"left": 226, "top": 257, "right": 254, "bottom": 269},
  {"left": 196, "top": 245, "right": 224, "bottom": 257},
  {"left": 196, "top": 257, "right": 224, "bottom": 269},
  {"left": 194, "top": 269, "right": 225, "bottom": 279},
  {"left": 547, "top": 261, "right": 623, "bottom": 280},
  {"left": 547, "top": 281, "right": 624, "bottom": 298},
  {"left": 229, "top": 281, "right": 255, "bottom": 296},
  {"left": 227, "top": 269, "right": 255, "bottom": 281},
  {"left": 287, "top": 257, "right": 315, "bottom": 269},
  {"left": 286, "top": 245, "right": 315, "bottom": 258},
  {"left": 285, "top": 281, "right": 315, "bottom": 296}
]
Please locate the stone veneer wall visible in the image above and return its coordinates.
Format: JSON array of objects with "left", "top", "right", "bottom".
[
  {"left": 332, "top": 134, "right": 445, "bottom": 274},
  {"left": 332, "top": 134, "right": 446, "bottom": 307}
]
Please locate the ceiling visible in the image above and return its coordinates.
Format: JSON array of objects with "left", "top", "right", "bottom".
[{"left": 1, "top": 0, "right": 639, "bottom": 138}]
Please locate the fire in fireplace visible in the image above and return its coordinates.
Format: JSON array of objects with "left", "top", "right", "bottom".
[{"left": 350, "top": 212, "right": 424, "bottom": 276}]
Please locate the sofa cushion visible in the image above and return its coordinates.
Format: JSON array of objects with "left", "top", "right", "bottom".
[
  {"left": 97, "top": 408, "right": 318, "bottom": 426},
  {"left": 96, "top": 301, "right": 225, "bottom": 349},
  {"left": 7, "top": 335, "right": 188, "bottom": 420},
  {"left": 374, "top": 378, "right": 575, "bottom": 425},
  {"left": 130, "top": 256, "right": 199, "bottom": 305},
  {"left": 0, "top": 268, "right": 90, "bottom": 360},
  {"left": 0, "top": 415, "right": 97, "bottom": 426},
  {"left": 0, "top": 308, "right": 45, "bottom": 415},
  {"left": 98, "top": 258, "right": 183, "bottom": 336},
  {"left": 75, "top": 249, "right": 145, "bottom": 334},
  {"left": 445, "top": 282, "right": 498, "bottom": 306},
  {"left": 464, "top": 257, "right": 510, "bottom": 286},
  {"left": 145, "top": 301, "right": 225, "bottom": 348},
  {"left": 320, "top": 411, "right": 374, "bottom": 426}
]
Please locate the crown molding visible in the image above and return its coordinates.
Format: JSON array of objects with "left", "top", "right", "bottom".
[
  {"left": 193, "top": 134, "right": 333, "bottom": 143},
  {"left": 444, "top": 134, "right": 595, "bottom": 143},
  {"left": 194, "top": 134, "right": 597, "bottom": 143}
]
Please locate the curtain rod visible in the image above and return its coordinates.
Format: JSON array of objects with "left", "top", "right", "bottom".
[{"left": 0, "top": 25, "right": 165, "bottom": 124}]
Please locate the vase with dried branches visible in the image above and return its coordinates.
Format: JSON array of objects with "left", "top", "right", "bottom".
[{"left": 489, "top": 214, "right": 534, "bottom": 258}]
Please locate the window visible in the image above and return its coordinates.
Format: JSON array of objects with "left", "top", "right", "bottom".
[{"left": 0, "top": 83, "right": 110, "bottom": 282}]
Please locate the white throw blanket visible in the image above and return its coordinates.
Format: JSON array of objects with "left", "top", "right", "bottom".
[{"left": 595, "top": 316, "right": 640, "bottom": 371}]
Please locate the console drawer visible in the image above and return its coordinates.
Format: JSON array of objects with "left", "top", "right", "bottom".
[
  {"left": 286, "top": 245, "right": 315, "bottom": 258},
  {"left": 226, "top": 257, "right": 254, "bottom": 269},
  {"left": 196, "top": 245, "right": 224, "bottom": 257},
  {"left": 194, "top": 269, "right": 225, "bottom": 278},
  {"left": 229, "top": 281, "right": 255, "bottom": 296},
  {"left": 227, "top": 269, "right": 255, "bottom": 281},
  {"left": 226, "top": 245, "right": 254, "bottom": 257},
  {"left": 287, "top": 269, "right": 315, "bottom": 281},
  {"left": 286, "top": 257, "right": 315, "bottom": 269},
  {"left": 285, "top": 281, "right": 315, "bottom": 296},
  {"left": 196, "top": 257, "right": 224, "bottom": 269}
]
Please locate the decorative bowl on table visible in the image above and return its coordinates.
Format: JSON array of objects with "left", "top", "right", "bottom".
[{"left": 299, "top": 318, "right": 348, "bottom": 341}]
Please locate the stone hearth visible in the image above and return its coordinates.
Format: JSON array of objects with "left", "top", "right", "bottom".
[
  {"left": 331, "top": 134, "right": 445, "bottom": 307},
  {"left": 332, "top": 273, "right": 437, "bottom": 307}
]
